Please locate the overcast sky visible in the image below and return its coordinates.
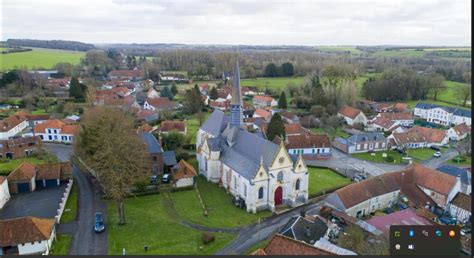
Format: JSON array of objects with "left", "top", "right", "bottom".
[{"left": 1, "top": 0, "right": 471, "bottom": 46}]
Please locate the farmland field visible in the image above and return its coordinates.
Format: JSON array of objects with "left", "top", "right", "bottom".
[
  {"left": 0, "top": 47, "right": 85, "bottom": 70},
  {"left": 241, "top": 77, "right": 305, "bottom": 91},
  {"left": 315, "top": 46, "right": 362, "bottom": 54}
]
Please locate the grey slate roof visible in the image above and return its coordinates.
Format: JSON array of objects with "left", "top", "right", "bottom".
[
  {"left": 139, "top": 132, "right": 163, "bottom": 154},
  {"left": 436, "top": 165, "right": 470, "bottom": 185},
  {"left": 200, "top": 110, "right": 229, "bottom": 137},
  {"left": 453, "top": 109, "right": 471, "bottom": 118},
  {"left": 347, "top": 132, "right": 385, "bottom": 143},
  {"left": 219, "top": 126, "right": 279, "bottom": 180},
  {"left": 163, "top": 151, "right": 177, "bottom": 166},
  {"left": 324, "top": 192, "right": 346, "bottom": 210},
  {"left": 279, "top": 216, "right": 328, "bottom": 244},
  {"left": 416, "top": 102, "right": 471, "bottom": 118}
]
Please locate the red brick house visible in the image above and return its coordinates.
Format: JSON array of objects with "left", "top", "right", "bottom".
[
  {"left": 159, "top": 120, "right": 187, "bottom": 135},
  {"left": 0, "top": 136, "right": 42, "bottom": 159}
]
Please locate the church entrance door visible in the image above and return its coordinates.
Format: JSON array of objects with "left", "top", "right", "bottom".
[{"left": 274, "top": 186, "right": 283, "bottom": 206}]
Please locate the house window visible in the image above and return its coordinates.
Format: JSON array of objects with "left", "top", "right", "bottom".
[
  {"left": 48, "top": 135, "right": 52, "bottom": 140},
  {"left": 277, "top": 171, "right": 283, "bottom": 182},
  {"left": 258, "top": 187, "right": 264, "bottom": 199},
  {"left": 47, "top": 129, "right": 51, "bottom": 134},
  {"left": 295, "top": 179, "right": 300, "bottom": 190},
  {"left": 39, "top": 135, "right": 43, "bottom": 140}
]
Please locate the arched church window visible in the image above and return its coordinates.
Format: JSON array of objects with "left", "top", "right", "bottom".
[
  {"left": 277, "top": 171, "right": 283, "bottom": 182},
  {"left": 258, "top": 187, "right": 264, "bottom": 199},
  {"left": 296, "top": 179, "right": 301, "bottom": 190}
]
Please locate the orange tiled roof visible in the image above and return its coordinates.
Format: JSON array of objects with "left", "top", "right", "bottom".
[
  {"left": 253, "top": 95, "right": 275, "bottom": 102},
  {"left": 259, "top": 234, "right": 333, "bottom": 255},
  {"left": 453, "top": 122, "right": 470, "bottom": 136},
  {"left": 160, "top": 120, "right": 186, "bottom": 133},
  {"left": 407, "top": 126, "right": 447, "bottom": 143},
  {"left": 284, "top": 123, "right": 307, "bottom": 135},
  {"left": 0, "top": 217, "right": 56, "bottom": 246},
  {"left": 338, "top": 105, "right": 362, "bottom": 119},
  {"left": 8, "top": 162, "right": 36, "bottom": 182},
  {"left": 172, "top": 159, "right": 197, "bottom": 180},
  {"left": 255, "top": 109, "right": 271, "bottom": 118}
]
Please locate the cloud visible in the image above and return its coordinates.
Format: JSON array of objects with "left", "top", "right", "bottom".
[{"left": 1, "top": 0, "right": 471, "bottom": 46}]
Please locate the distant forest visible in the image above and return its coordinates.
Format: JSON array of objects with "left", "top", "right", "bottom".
[{"left": 6, "top": 39, "right": 96, "bottom": 51}]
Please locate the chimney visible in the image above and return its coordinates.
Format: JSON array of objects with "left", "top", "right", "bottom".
[{"left": 305, "top": 226, "right": 311, "bottom": 237}]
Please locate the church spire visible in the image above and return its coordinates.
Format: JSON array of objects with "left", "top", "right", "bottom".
[{"left": 229, "top": 61, "right": 243, "bottom": 128}]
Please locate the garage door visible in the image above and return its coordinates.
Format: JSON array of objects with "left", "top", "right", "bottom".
[
  {"left": 45, "top": 179, "right": 58, "bottom": 187},
  {"left": 17, "top": 183, "right": 30, "bottom": 193},
  {"left": 35, "top": 180, "right": 45, "bottom": 189}
]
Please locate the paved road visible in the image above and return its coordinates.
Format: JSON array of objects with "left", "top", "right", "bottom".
[
  {"left": 215, "top": 200, "right": 323, "bottom": 255},
  {"left": 43, "top": 143, "right": 108, "bottom": 255},
  {"left": 0, "top": 184, "right": 66, "bottom": 219},
  {"left": 421, "top": 148, "right": 458, "bottom": 169}
]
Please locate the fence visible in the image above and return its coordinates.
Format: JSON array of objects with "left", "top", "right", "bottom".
[{"left": 54, "top": 179, "right": 74, "bottom": 223}]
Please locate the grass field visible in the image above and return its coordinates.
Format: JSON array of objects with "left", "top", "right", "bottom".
[
  {"left": 351, "top": 148, "right": 442, "bottom": 164},
  {"left": 307, "top": 167, "right": 351, "bottom": 196},
  {"left": 0, "top": 47, "right": 85, "bottom": 70},
  {"left": 448, "top": 155, "right": 472, "bottom": 166},
  {"left": 60, "top": 184, "right": 78, "bottom": 223},
  {"left": 431, "top": 81, "right": 471, "bottom": 107},
  {"left": 311, "top": 127, "right": 349, "bottom": 140},
  {"left": 315, "top": 46, "right": 362, "bottom": 55},
  {"left": 50, "top": 234, "right": 73, "bottom": 255},
  {"left": 186, "top": 112, "right": 211, "bottom": 144},
  {"left": 107, "top": 194, "right": 235, "bottom": 255},
  {"left": 0, "top": 153, "right": 59, "bottom": 175},
  {"left": 172, "top": 176, "right": 272, "bottom": 228},
  {"left": 241, "top": 77, "right": 305, "bottom": 91},
  {"left": 373, "top": 49, "right": 426, "bottom": 58}
]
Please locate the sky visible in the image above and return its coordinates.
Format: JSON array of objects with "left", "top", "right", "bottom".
[{"left": 1, "top": 0, "right": 471, "bottom": 46}]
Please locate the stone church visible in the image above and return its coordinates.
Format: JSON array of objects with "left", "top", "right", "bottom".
[{"left": 196, "top": 62, "right": 309, "bottom": 213}]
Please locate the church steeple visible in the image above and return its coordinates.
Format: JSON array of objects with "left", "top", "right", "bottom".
[{"left": 229, "top": 61, "right": 243, "bottom": 128}]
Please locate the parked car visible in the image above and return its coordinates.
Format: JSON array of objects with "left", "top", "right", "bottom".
[
  {"left": 433, "top": 151, "right": 442, "bottom": 158},
  {"left": 352, "top": 175, "right": 362, "bottom": 182},
  {"left": 94, "top": 212, "right": 105, "bottom": 233},
  {"left": 150, "top": 175, "right": 158, "bottom": 184},
  {"left": 430, "top": 146, "right": 441, "bottom": 151},
  {"left": 162, "top": 173, "right": 170, "bottom": 184}
]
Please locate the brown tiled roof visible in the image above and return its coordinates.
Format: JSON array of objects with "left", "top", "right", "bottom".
[
  {"left": 394, "top": 103, "right": 408, "bottom": 111},
  {"left": 36, "top": 163, "right": 61, "bottom": 180},
  {"left": 172, "top": 159, "right": 197, "bottom": 180},
  {"left": 108, "top": 69, "right": 144, "bottom": 77},
  {"left": 378, "top": 112, "right": 413, "bottom": 121},
  {"left": 284, "top": 123, "right": 307, "bottom": 135},
  {"left": 0, "top": 112, "right": 28, "bottom": 132},
  {"left": 260, "top": 234, "right": 333, "bottom": 255},
  {"left": 279, "top": 110, "right": 297, "bottom": 120},
  {"left": 255, "top": 109, "right": 271, "bottom": 118},
  {"left": 136, "top": 109, "right": 157, "bottom": 120},
  {"left": 137, "top": 123, "right": 153, "bottom": 133},
  {"left": 33, "top": 119, "right": 65, "bottom": 133},
  {"left": 8, "top": 162, "right": 36, "bottom": 182},
  {"left": 450, "top": 192, "right": 471, "bottom": 212},
  {"left": 338, "top": 105, "right": 362, "bottom": 119},
  {"left": 372, "top": 117, "right": 396, "bottom": 129},
  {"left": 453, "top": 123, "right": 470, "bottom": 136},
  {"left": 0, "top": 136, "right": 42, "bottom": 150},
  {"left": 209, "top": 100, "right": 230, "bottom": 109},
  {"left": 253, "top": 95, "right": 275, "bottom": 103},
  {"left": 217, "top": 90, "right": 231, "bottom": 99},
  {"left": 160, "top": 120, "right": 186, "bottom": 133},
  {"left": 0, "top": 176, "right": 6, "bottom": 184},
  {"left": 410, "top": 163, "right": 457, "bottom": 195},
  {"left": 0, "top": 217, "right": 56, "bottom": 246},
  {"left": 284, "top": 133, "right": 330, "bottom": 149},
  {"left": 61, "top": 124, "right": 80, "bottom": 135},
  {"left": 28, "top": 114, "right": 51, "bottom": 121},
  {"left": 392, "top": 131, "right": 427, "bottom": 145},
  {"left": 146, "top": 97, "right": 177, "bottom": 110},
  {"left": 416, "top": 208, "right": 438, "bottom": 221},
  {"left": 407, "top": 126, "right": 447, "bottom": 143}
]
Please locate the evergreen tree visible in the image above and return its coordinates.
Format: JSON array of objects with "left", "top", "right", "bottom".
[
  {"left": 278, "top": 91, "right": 288, "bottom": 109},
  {"left": 281, "top": 62, "right": 294, "bottom": 77},
  {"left": 266, "top": 113, "right": 285, "bottom": 141},
  {"left": 160, "top": 86, "right": 174, "bottom": 100},
  {"left": 69, "top": 77, "right": 84, "bottom": 99},
  {"left": 264, "top": 63, "right": 278, "bottom": 77},
  {"left": 210, "top": 87, "right": 219, "bottom": 100},
  {"left": 170, "top": 82, "right": 178, "bottom": 95}
]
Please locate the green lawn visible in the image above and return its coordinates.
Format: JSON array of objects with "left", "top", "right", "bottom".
[
  {"left": 432, "top": 81, "right": 471, "bottom": 107},
  {"left": 373, "top": 49, "right": 427, "bottom": 58},
  {"left": 448, "top": 155, "right": 472, "bottom": 166},
  {"left": 241, "top": 77, "right": 305, "bottom": 91},
  {"left": 172, "top": 176, "right": 272, "bottom": 228},
  {"left": 50, "top": 234, "right": 73, "bottom": 255},
  {"left": 314, "top": 46, "right": 362, "bottom": 54},
  {"left": 0, "top": 153, "right": 59, "bottom": 175},
  {"left": 107, "top": 194, "right": 235, "bottom": 255},
  {"left": 307, "top": 167, "right": 352, "bottom": 196},
  {"left": 405, "top": 99, "right": 468, "bottom": 110},
  {"left": 60, "top": 184, "right": 78, "bottom": 223},
  {"left": 245, "top": 238, "right": 271, "bottom": 254},
  {"left": 351, "top": 148, "right": 440, "bottom": 164},
  {"left": 186, "top": 112, "right": 211, "bottom": 144},
  {"left": 405, "top": 148, "right": 436, "bottom": 161},
  {"left": 0, "top": 47, "right": 85, "bottom": 71},
  {"left": 311, "top": 127, "right": 348, "bottom": 140}
]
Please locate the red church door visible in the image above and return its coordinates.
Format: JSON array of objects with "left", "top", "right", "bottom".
[{"left": 274, "top": 186, "right": 283, "bottom": 206}]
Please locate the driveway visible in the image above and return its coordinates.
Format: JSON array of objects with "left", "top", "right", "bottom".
[
  {"left": 0, "top": 184, "right": 67, "bottom": 219},
  {"left": 43, "top": 143, "right": 108, "bottom": 255},
  {"left": 422, "top": 148, "right": 458, "bottom": 169}
]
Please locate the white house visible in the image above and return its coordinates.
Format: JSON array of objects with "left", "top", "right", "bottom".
[
  {"left": 0, "top": 176, "right": 10, "bottom": 209},
  {"left": 172, "top": 160, "right": 197, "bottom": 188},
  {"left": 337, "top": 105, "right": 367, "bottom": 126},
  {"left": 448, "top": 192, "right": 471, "bottom": 224},
  {"left": 147, "top": 88, "right": 160, "bottom": 99},
  {"left": 0, "top": 217, "right": 56, "bottom": 255},
  {"left": 196, "top": 63, "right": 308, "bottom": 213},
  {"left": 31, "top": 119, "right": 79, "bottom": 144},
  {"left": 374, "top": 112, "right": 414, "bottom": 127},
  {"left": 253, "top": 95, "right": 277, "bottom": 108},
  {"left": 414, "top": 103, "right": 471, "bottom": 126},
  {"left": 0, "top": 113, "right": 29, "bottom": 140},
  {"left": 446, "top": 122, "right": 470, "bottom": 141}
]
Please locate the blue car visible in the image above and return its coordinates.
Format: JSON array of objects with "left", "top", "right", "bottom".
[{"left": 94, "top": 212, "right": 105, "bottom": 233}]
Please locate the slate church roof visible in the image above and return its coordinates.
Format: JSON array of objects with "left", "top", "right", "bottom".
[{"left": 279, "top": 215, "right": 328, "bottom": 244}]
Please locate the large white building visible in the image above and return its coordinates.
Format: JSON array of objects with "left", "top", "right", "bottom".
[
  {"left": 196, "top": 63, "right": 309, "bottom": 213},
  {"left": 30, "top": 119, "right": 79, "bottom": 144},
  {"left": 414, "top": 103, "right": 471, "bottom": 126},
  {"left": 0, "top": 113, "right": 29, "bottom": 140}
]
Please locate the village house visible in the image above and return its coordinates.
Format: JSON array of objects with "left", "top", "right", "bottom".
[
  {"left": 0, "top": 217, "right": 56, "bottom": 255},
  {"left": 446, "top": 122, "right": 470, "bottom": 141},
  {"left": 136, "top": 109, "right": 160, "bottom": 124},
  {"left": 447, "top": 192, "right": 471, "bottom": 224},
  {"left": 27, "top": 115, "right": 51, "bottom": 127},
  {"left": 0, "top": 112, "right": 29, "bottom": 140},
  {"left": 414, "top": 103, "right": 472, "bottom": 126},
  {"left": 252, "top": 234, "right": 334, "bottom": 256},
  {"left": 209, "top": 99, "right": 230, "bottom": 111},
  {"left": 333, "top": 132, "right": 387, "bottom": 154},
  {"left": 253, "top": 95, "right": 277, "bottom": 109},
  {"left": 139, "top": 132, "right": 163, "bottom": 175},
  {"left": 388, "top": 131, "right": 428, "bottom": 150},
  {"left": 374, "top": 112, "right": 414, "bottom": 127},
  {"left": 32, "top": 119, "right": 80, "bottom": 144},
  {"left": 107, "top": 69, "right": 144, "bottom": 81},
  {"left": 279, "top": 214, "right": 328, "bottom": 245},
  {"left": 0, "top": 176, "right": 10, "bottom": 209},
  {"left": 367, "top": 117, "right": 398, "bottom": 132},
  {"left": 7, "top": 163, "right": 37, "bottom": 194},
  {"left": 375, "top": 102, "right": 408, "bottom": 113},
  {"left": 196, "top": 63, "right": 308, "bottom": 213},
  {"left": 143, "top": 97, "right": 178, "bottom": 111},
  {"left": 436, "top": 165, "right": 471, "bottom": 194},
  {"left": 147, "top": 88, "right": 160, "bottom": 99},
  {"left": 279, "top": 110, "right": 300, "bottom": 124},
  {"left": 159, "top": 120, "right": 187, "bottom": 135},
  {"left": 94, "top": 87, "right": 139, "bottom": 109},
  {"left": 325, "top": 163, "right": 461, "bottom": 217},
  {"left": 0, "top": 136, "right": 42, "bottom": 159},
  {"left": 337, "top": 105, "right": 368, "bottom": 126},
  {"left": 163, "top": 150, "right": 178, "bottom": 174},
  {"left": 7, "top": 162, "right": 71, "bottom": 194},
  {"left": 172, "top": 159, "right": 197, "bottom": 188},
  {"left": 275, "top": 133, "right": 331, "bottom": 158},
  {"left": 367, "top": 208, "right": 433, "bottom": 238},
  {"left": 253, "top": 108, "right": 272, "bottom": 122},
  {"left": 242, "top": 86, "right": 259, "bottom": 96},
  {"left": 159, "top": 72, "right": 188, "bottom": 83}
]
